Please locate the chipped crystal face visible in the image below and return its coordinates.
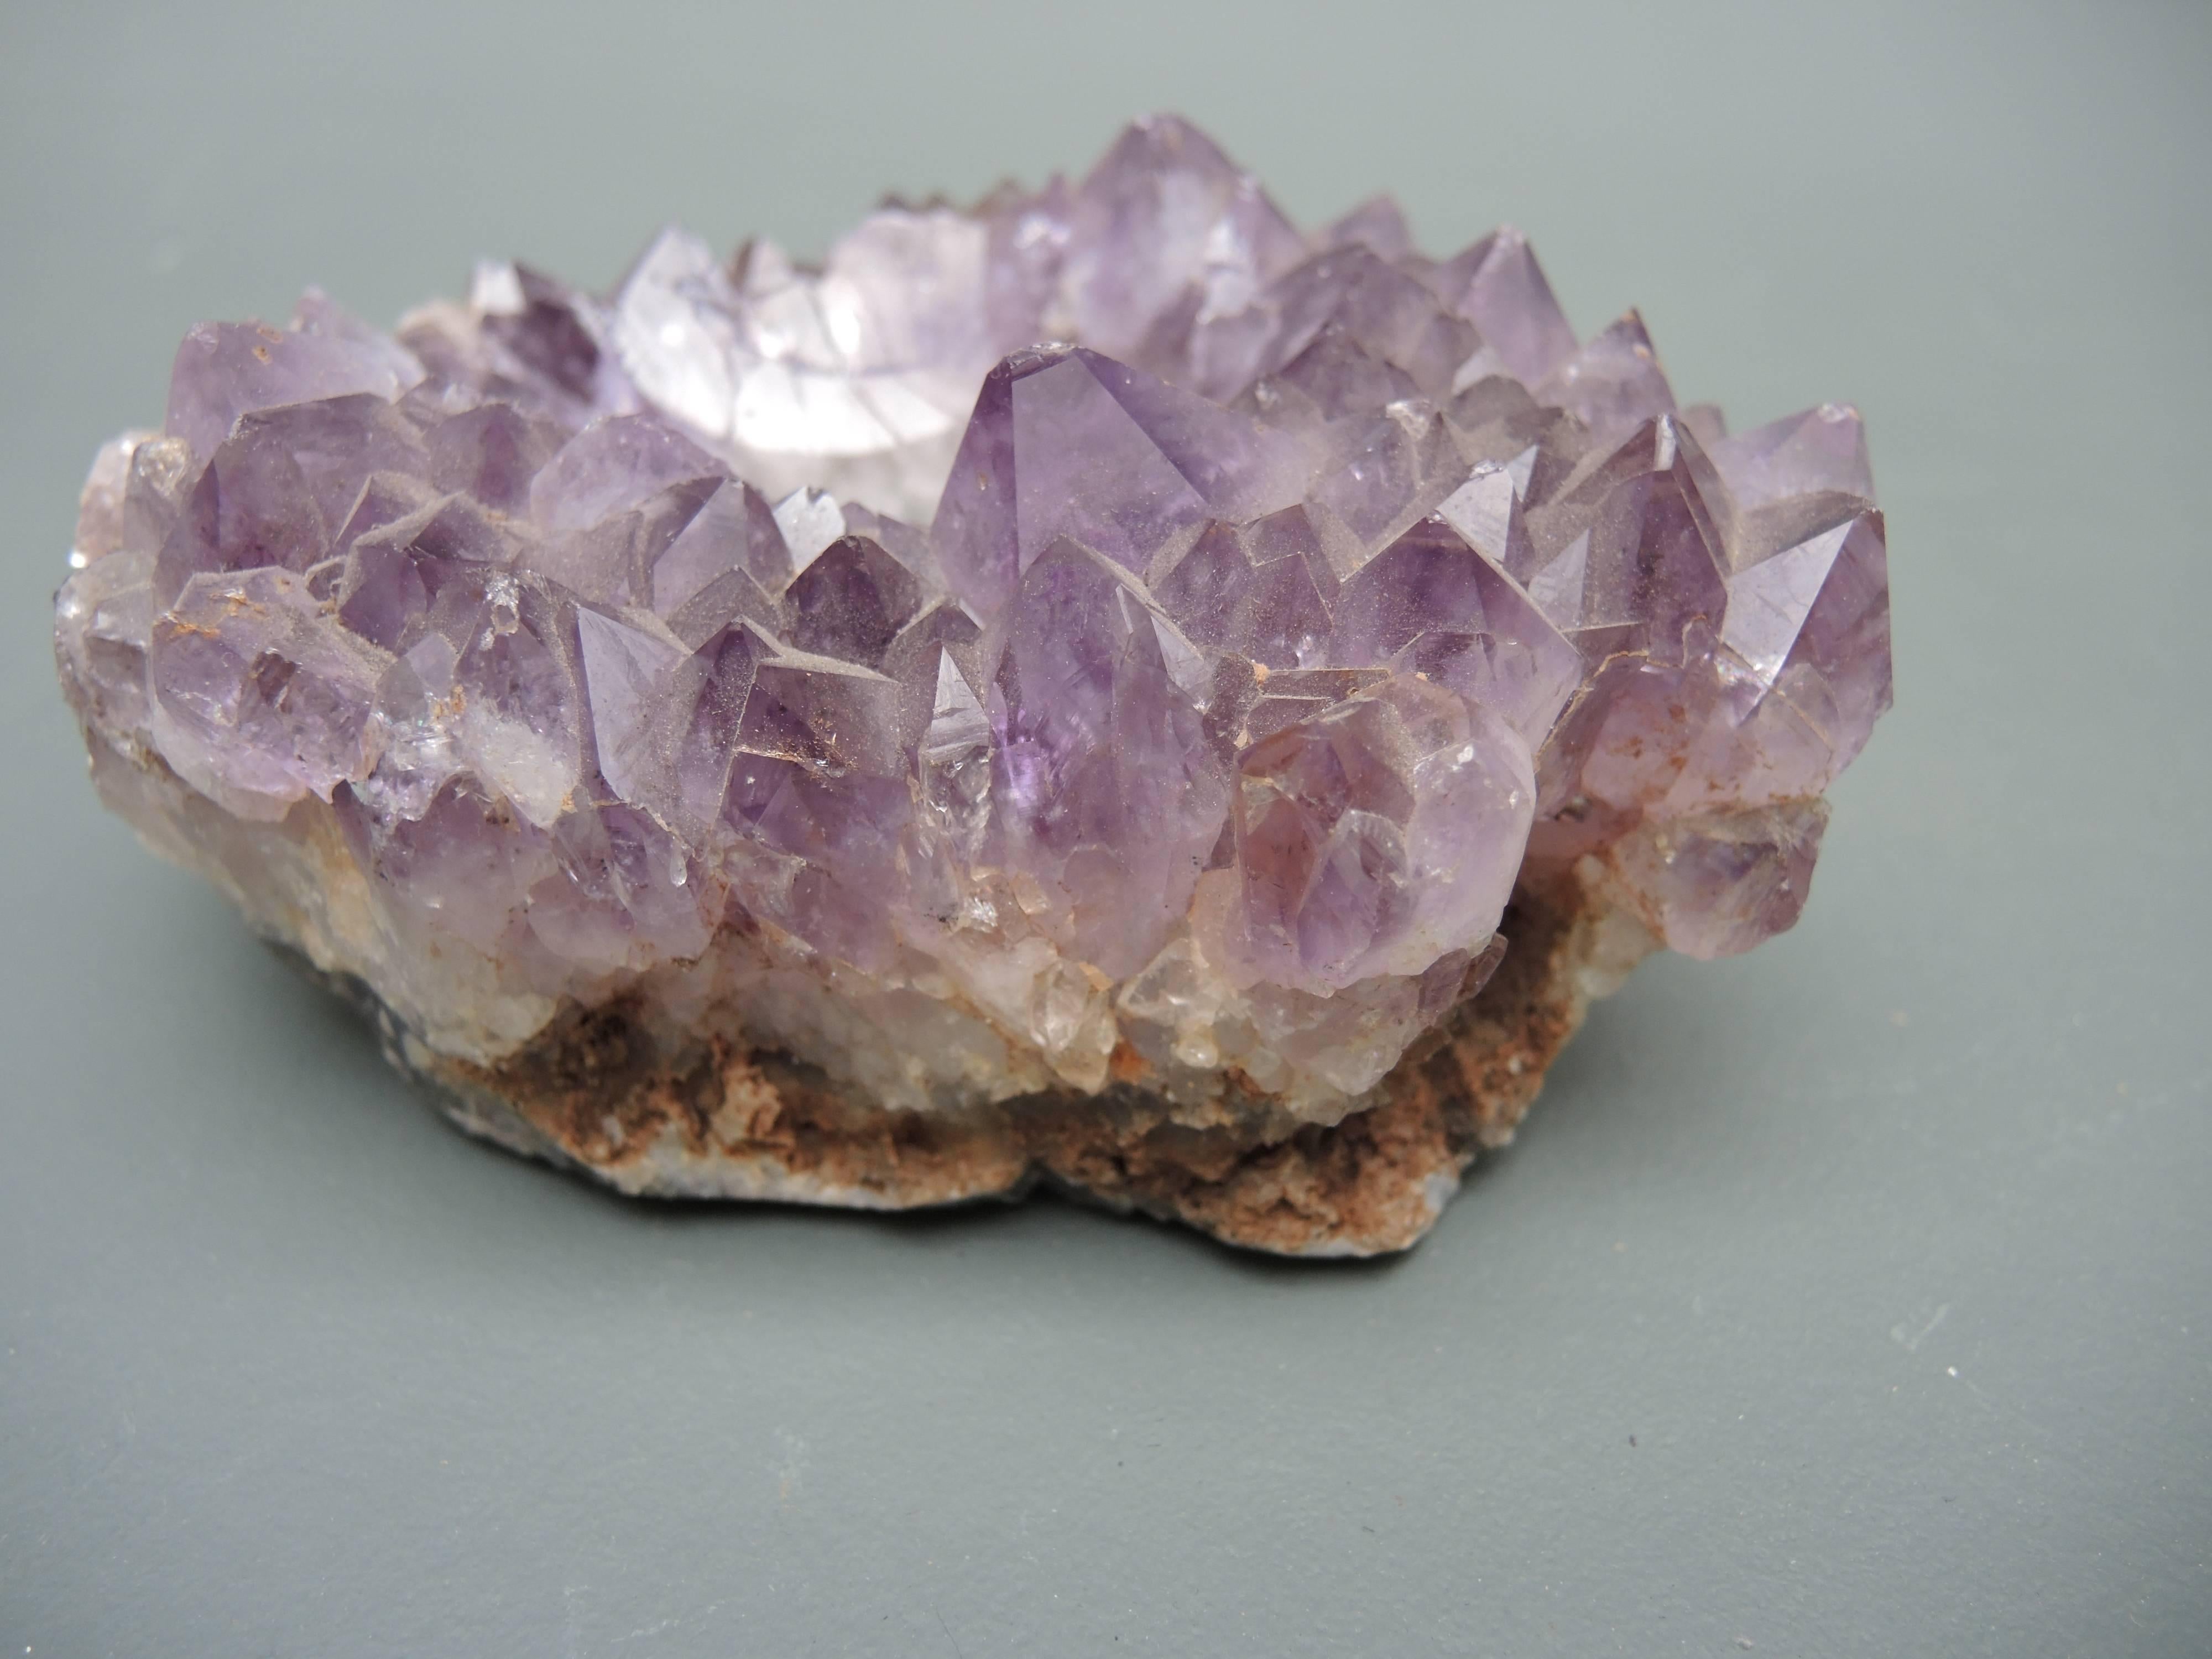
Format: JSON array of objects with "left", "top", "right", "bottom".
[{"left": 55, "top": 115, "right": 1891, "bottom": 1199}]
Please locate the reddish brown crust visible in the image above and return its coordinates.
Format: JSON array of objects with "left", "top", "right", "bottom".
[{"left": 426, "top": 876, "right": 1604, "bottom": 1255}]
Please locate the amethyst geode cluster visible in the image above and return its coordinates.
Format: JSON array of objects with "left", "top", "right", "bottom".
[{"left": 54, "top": 118, "right": 1890, "bottom": 1254}]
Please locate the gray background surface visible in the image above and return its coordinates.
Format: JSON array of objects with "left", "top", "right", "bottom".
[{"left": 3, "top": 2, "right": 2208, "bottom": 1653}]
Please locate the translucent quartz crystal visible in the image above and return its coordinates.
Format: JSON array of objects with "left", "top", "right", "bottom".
[{"left": 54, "top": 117, "right": 1890, "bottom": 1253}]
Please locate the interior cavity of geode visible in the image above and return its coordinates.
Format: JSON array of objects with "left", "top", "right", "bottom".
[{"left": 54, "top": 116, "right": 1890, "bottom": 1251}]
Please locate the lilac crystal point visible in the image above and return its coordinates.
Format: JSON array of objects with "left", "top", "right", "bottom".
[
  {"left": 1318, "top": 195, "right": 1414, "bottom": 260},
  {"left": 1536, "top": 311, "right": 1678, "bottom": 441},
  {"left": 450, "top": 572, "right": 585, "bottom": 829},
  {"left": 1519, "top": 415, "right": 1730, "bottom": 666},
  {"left": 426, "top": 401, "right": 559, "bottom": 512},
  {"left": 149, "top": 566, "right": 388, "bottom": 809},
  {"left": 576, "top": 606, "right": 688, "bottom": 806},
  {"left": 1365, "top": 493, "right": 1582, "bottom": 752},
  {"left": 783, "top": 534, "right": 927, "bottom": 669},
  {"left": 933, "top": 342, "right": 1302, "bottom": 613},
  {"left": 1239, "top": 245, "right": 1480, "bottom": 404},
  {"left": 1223, "top": 675, "right": 1532, "bottom": 995},
  {"left": 1060, "top": 114, "right": 1305, "bottom": 372},
  {"left": 1009, "top": 352, "right": 1211, "bottom": 575},
  {"left": 166, "top": 312, "right": 425, "bottom": 463},
  {"left": 930, "top": 348, "right": 1025, "bottom": 614},
  {"left": 54, "top": 116, "right": 1893, "bottom": 1255},
  {"left": 335, "top": 496, "right": 499, "bottom": 651},
  {"left": 988, "top": 538, "right": 1228, "bottom": 979},
  {"left": 528, "top": 413, "right": 723, "bottom": 532},
  {"left": 649, "top": 479, "right": 790, "bottom": 612},
  {"left": 1712, "top": 403, "right": 1874, "bottom": 511},
  {"left": 656, "top": 620, "right": 764, "bottom": 843},
  {"left": 1153, "top": 518, "right": 1333, "bottom": 669},
  {"left": 1667, "top": 510, "right": 1892, "bottom": 815},
  {"left": 1428, "top": 226, "right": 1579, "bottom": 385},
  {"left": 1606, "top": 800, "right": 1830, "bottom": 959}
]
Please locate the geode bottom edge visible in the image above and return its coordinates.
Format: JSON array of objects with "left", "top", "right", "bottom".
[
  {"left": 393, "top": 872, "right": 1650, "bottom": 1257},
  {"left": 87, "top": 722, "right": 1671, "bottom": 1256}
]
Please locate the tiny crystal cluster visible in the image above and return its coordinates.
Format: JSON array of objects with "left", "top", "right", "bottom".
[{"left": 55, "top": 118, "right": 1890, "bottom": 1250}]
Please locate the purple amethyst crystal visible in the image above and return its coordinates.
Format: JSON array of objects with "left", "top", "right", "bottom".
[{"left": 54, "top": 116, "right": 1890, "bottom": 1255}]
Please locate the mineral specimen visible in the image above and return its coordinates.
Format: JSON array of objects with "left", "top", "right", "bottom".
[{"left": 54, "top": 117, "right": 1890, "bottom": 1254}]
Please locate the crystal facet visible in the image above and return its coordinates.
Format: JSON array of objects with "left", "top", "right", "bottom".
[{"left": 55, "top": 117, "right": 1891, "bottom": 1255}]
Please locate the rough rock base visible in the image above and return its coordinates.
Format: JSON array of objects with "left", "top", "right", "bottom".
[
  {"left": 325, "top": 873, "right": 1650, "bottom": 1256},
  {"left": 99, "top": 717, "right": 1655, "bottom": 1258}
]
